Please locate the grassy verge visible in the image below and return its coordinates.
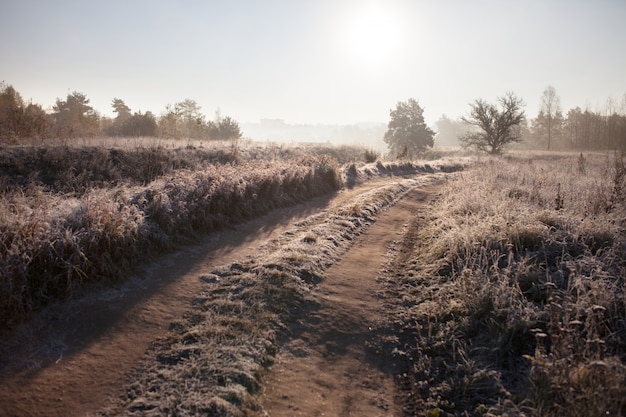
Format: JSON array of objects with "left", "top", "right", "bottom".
[
  {"left": 0, "top": 140, "right": 469, "bottom": 333},
  {"left": 0, "top": 141, "right": 395, "bottom": 194},
  {"left": 99, "top": 174, "right": 447, "bottom": 416},
  {"left": 0, "top": 155, "right": 341, "bottom": 330},
  {"left": 374, "top": 151, "right": 626, "bottom": 416}
]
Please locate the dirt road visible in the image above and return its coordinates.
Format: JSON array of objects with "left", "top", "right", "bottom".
[
  {"left": 261, "top": 186, "right": 436, "bottom": 416},
  {"left": 0, "top": 178, "right": 437, "bottom": 417}
]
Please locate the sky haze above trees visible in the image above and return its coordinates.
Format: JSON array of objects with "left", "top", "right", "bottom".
[{"left": 1, "top": 0, "right": 625, "bottom": 126}]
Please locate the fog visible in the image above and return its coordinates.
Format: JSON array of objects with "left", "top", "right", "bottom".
[
  {"left": 1, "top": 1, "right": 625, "bottom": 129},
  {"left": 242, "top": 119, "right": 387, "bottom": 151}
]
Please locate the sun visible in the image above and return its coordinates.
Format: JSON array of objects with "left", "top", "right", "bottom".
[{"left": 346, "top": 4, "right": 400, "bottom": 68}]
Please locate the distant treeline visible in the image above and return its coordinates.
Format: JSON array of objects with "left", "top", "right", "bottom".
[
  {"left": 436, "top": 109, "right": 626, "bottom": 152},
  {"left": 434, "top": 88, "right": 626, "bottom": 152},
  {"left": 0, "top": 82, "right": 242, "bottom": 143},
  {"left": 551, "top": 106, "right": 626, "bottom": 151},
  {"left": 2, "top": 82, "right": 626, "bottom": 151}
]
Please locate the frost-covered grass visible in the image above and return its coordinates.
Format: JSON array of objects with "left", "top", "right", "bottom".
[
  {"left": 375, "top": 151, "right": 626, "bottom": 416},
  {"left": 0, "top": 140, "right": 469, "bottom": 332},
  {"left": 0, "top": 140, "right": 374, "bottom": 194},
  {"left": 0, "top": 151, "right": 342, "bottom": 329},
  {"left": 100, "top": 175, "right": 445, "bottom": 417}
]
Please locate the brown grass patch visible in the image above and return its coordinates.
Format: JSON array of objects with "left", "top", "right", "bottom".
[
  {"left": 374, "top": 151, "right": 626, "bottom": 416},
  {"left": 0, "top": 151, "right": 343, "bottom": 330}
]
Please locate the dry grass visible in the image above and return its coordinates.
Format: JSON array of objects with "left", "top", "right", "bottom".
[
  {"left": 374, "top": 151, "right": 626, "bottom": 416},
  {"left": 0, "top": 140, "right": 377, "bottom": 194},
  {"left": 0, "top": 145, "right": 344, "bottom": 330},
  {"left": 0, "top": 140, "right": 469, "bottom": 334},
  {"left": 0, "top": 137, "right": 471, "bottom": 416},
  {"left": 99, "top": 175, "right": 446, "bottom": 416}
]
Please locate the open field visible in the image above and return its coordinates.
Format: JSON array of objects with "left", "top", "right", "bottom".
[
  {"left": 91, "top": 150, "right": 625, "bottom": 416},
  {"left": 374, "top": 151, "right": 626, "bottom": 415},
  {"left": 1, "top": 143, "right": 624, "bottom": 416},
  {"left": 0, "top": 141, "right": 468, "bottom": 332},
  {"left": 0, "top": 141, "right": 466, "bottom": 417}
]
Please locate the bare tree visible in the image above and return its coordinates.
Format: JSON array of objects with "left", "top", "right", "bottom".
[
  {"left": 539, "top": 85, "right": 562, "bottom": 150},
  {"left": 460, "top": 92, "right": 526, "bottom": 154}
]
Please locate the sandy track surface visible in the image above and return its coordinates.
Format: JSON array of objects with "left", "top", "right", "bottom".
[
  {"left": 0, "top": 177, "right": 431, "bottom": 417},
  {"left": 261, "top": 186, "right": 436, "bottom": 416}
]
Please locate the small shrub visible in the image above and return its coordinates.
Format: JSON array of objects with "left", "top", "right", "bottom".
[
  {"left": 364, "top": 148, "right": 379, "bottom": 163},
  {"left": 554, "top": 183, "right": 564, "bottom": 210},
  {"left": 610, "top": 151, "right": 625, "bottom": 207},
  {"left": 577, "top": 152, "right": 587, "bottom": 174}
]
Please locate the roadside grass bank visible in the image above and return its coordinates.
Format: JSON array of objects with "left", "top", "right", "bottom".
[
  {"left": 0, "top": 142, "right": 469, "bottom": 336},
  {"left": 0, "top": 141, "right": 392, "bottom": 195},
  {"left": 374, "top": 152, "right": 626, "bottom": 416},
  {"left": 0, "top": 155, "right": 341, "bottom": 331},
  {"left": 99, "top": 174, "right": 448, "bottom": 416}
]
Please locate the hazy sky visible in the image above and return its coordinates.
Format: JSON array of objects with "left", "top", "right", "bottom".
[{"left": 1, "top": 0, "right": 625, "bottom": 126}]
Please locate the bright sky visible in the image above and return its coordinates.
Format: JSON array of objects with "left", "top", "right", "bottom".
[{"left": 1, "top": 0, "right": 625, "bottom": 126}]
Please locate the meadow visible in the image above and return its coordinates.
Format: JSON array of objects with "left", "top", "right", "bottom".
[
  {"left": 0, "top": 140, "right": 459, "bottom": 332},
  {"left": 374, "top": 151, "right": 626, "bottom": 416},
  {"left": 100, "top": 149, "right": 626, "bottom": 416},
  {"left": 2, "top": 138, "right": 624, "bottom": 416},
  {"left": 0, "top": 140, "right": 338, "bottom": 329}
]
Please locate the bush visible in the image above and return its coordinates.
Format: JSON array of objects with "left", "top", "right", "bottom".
[{"left": 364, "top": 148, "right": 379, "bottom": 163}]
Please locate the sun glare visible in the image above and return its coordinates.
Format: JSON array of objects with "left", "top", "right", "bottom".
[{"left": 346, "top": 4, "right": 400, "bottom": 68}]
